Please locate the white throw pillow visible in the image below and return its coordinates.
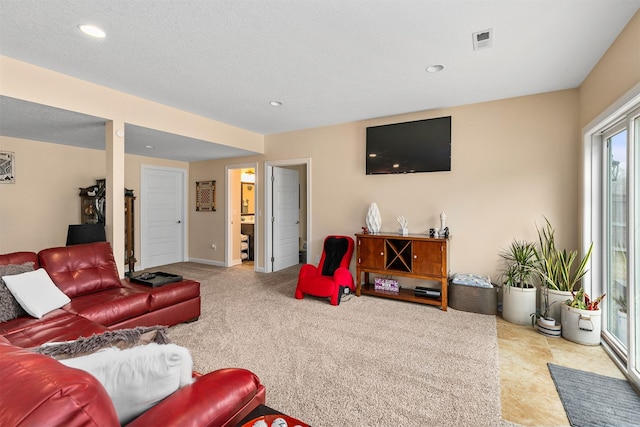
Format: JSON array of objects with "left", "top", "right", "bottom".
[
  {"left": 2, "top": 268, "right": 71, "bottom": 318},
  {"left": 60, "top": 343, "right": 194, "bottom": 424}
]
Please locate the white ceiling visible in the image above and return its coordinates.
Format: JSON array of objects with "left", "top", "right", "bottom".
[{"left": 1, "top": 0, "right": 639, "bottom": 161}]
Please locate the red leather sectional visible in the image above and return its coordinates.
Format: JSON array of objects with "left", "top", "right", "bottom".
[{"left": 0, "top": 242, "right": 266, "bottom": 426}]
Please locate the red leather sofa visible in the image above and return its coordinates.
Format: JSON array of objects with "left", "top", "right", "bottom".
[
  {"left": 0, "top": 242, "right": 201, "bottom": 347},
  {"left": 0, "top": 242, "right": 266, "bottom": 426}
]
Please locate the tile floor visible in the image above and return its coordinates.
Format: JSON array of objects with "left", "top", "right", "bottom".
[{"left": 497, "top": 317, "right": 626, "bottom": 426}]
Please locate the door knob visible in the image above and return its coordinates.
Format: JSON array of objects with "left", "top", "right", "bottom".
[{"left": 176, "top": 220, "right": 182, "bottom": 224}]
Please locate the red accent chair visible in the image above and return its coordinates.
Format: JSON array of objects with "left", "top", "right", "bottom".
[{"left": 295, "top": 235, "right": 354, "bottom": 306}]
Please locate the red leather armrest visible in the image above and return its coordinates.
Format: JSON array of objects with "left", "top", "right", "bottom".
[
  {"left": 127, "top": 368, "right": 265, "bottom": 427},
  {"left": 333, "top": 267, "right": 354, "bottom": 289},
  {"left": 298, "top": 263, "right": 319, "bottom": 279},
  {"left": 0, "top": 251, "right": 38, "bottom": 267}
]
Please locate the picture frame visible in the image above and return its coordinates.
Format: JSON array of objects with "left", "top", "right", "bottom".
[
  {"left": 0, "top": 151, "right": 15, "bottom": 184},
  {"left": 196, "top": 180, "right": 216, "bottom": 211}
]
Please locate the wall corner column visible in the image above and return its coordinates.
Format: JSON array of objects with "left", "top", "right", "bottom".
[{"left": 106, "top": 121, "right": 125, "bottom": 277}]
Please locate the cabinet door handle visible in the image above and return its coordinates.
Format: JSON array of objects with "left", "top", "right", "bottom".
[
  {"left": 414, "top": 255, "right": 417, "bottom": 259},
  {"left": 380, "top": 252, "right": 384, "bottom": 256}
]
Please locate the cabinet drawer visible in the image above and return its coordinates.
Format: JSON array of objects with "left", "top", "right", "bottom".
[
  {"left": 412, "top": 240, "right": 444, "bottom": 276},
  {"left": 357, "top": 237, "right": 385, "bottom": 270}
]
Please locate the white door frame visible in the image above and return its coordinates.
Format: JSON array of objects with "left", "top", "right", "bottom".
[
  {"left": 140, "top": 164, "right": 188, "bottom": 270},
  {"left": 264, "top": 158, "right": 312, "bottom": 273},
  {"left": 226, "top": 162, "right": 258, "bottom": 268}
]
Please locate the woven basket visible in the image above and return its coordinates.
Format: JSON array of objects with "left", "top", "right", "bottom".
[{"left": 448, "top": 281, "right": 498, "bottom": 315}]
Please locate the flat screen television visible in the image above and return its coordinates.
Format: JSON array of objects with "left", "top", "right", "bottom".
[{"left": 366, "top": 116, "right": 451, "bottom": 174}]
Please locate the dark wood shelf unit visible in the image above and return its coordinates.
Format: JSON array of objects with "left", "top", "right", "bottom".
[
  {"left": 355, "top": 233, "right": 450, "bottom": 310},
  {"left": 78, "top": 180, "right": 136, "bottom": 276}
]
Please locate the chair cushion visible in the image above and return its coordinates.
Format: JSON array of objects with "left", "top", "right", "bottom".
[
  {"left": 63, "top": 287, "right": 150, "bottom": 326},
  {"left": 321, "top": 237, "right": 349, "bottom": 276},
  {"left": 298, "top": 275, "right": 336, "bottom": 297},
  {"left": 124, "top": 280, "right": 201, "bottom": 311},
  {"left": 38, "top": 242, "right": 122, "bottom": 298},
  {"left": 1, "top": 311, "right": 108, "bottom": 348}
]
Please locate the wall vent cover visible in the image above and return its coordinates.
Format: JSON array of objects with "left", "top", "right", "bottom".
[{"left": 473, "top": 28, "right": 493, "bottom": 50}]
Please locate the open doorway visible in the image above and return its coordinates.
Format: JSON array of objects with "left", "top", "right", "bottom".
[
  {"left": 264, "top": 158, "right": 311, "bottom": 273},
  {"left": 225, "top": 163, "right": 257, "bottom": 270}
]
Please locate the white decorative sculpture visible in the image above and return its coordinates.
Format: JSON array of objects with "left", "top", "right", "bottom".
[
  {"left": 366, "top": 203, "right": 382, "bottom": 233},
  {"left": 440, "top": 211, "right": 447, "bottom": 233},
  {"left": 397, "top": 215, "right": 408, "bottom": 236}
]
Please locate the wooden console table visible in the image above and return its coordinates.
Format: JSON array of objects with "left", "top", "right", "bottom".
[{"left": 355, "top": 233, "right": 449, "bottom": 310}]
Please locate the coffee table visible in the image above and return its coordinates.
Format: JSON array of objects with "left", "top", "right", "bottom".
[{"left": 237, "top": 404, "right": 309, "bottom": 427}]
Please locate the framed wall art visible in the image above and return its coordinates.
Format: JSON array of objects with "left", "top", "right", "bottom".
[
  {"left": 0, "top": 151, "right": 15, "bottom": 184},
  {"left": 196, "top": 180, "right": 216, "bottom": 211}
]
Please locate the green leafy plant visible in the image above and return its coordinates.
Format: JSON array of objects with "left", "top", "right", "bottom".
[
  {"left": 534, "top": 217, "right": 593, "bottom": 292},
  {"left": 499, "top": 240, "right": 537, "bottom": 289},
  {"left": 566, "top": 287, "right": 606, "bottom": 310}
]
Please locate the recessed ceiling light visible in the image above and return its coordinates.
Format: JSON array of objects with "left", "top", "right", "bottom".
[
  {"left": 392, "top": 164, "right": 400, "bottom": 168},
  {"left": 270, "top": 101, "right": 282, "bottom": 107},
  {"left": 78, "top": 24, "right": 106, "bottom": 38},
  {"left": 144, "top": 145, "right": 155, "bottom": 149},
  {"left": 368, "top": 153, "right": 377, "bottom": 158},
  {"left": 426, "top": 64, "right": 445, "bottom": 73}
]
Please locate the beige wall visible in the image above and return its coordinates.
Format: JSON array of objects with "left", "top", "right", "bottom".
[
  {"left": 189, "top": 158, "right": 231, "bottom": 263},
  {"left": 190, "top": 90, "right": 580, "bottom": 279},
  {"left": 264, "top": 90, "right": 581, "bottom": 279},
  {"left": 0, "top": 136, "right": 106, "bottom": 252},
  {"left": 0, "top": 135, "right": 187, "bottom": 264},
  {"left": 579, "top": 10, "right": 640, "bottom": 127}
]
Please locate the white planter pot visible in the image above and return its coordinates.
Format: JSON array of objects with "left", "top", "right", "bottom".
[
  {"left": 537, "top": 317, "right": 561, "bottom": 338},
  {"left": 545, "top": 289, "right": 572, "bottom": 323},
  {"left": 538, "top": 317, "right": 556, "bottom": 327},
  {"left": 502, "top": 286, "right": 537, "bottom": 326},
  {"left": 560, "top": 302, "right": 601, "bottom": 346}
]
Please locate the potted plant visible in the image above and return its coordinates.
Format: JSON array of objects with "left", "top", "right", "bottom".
[
  {"left": 560, "top": 287, "right": 606, "bottom": 345},
  {"left": 534, "top": 217, "right": 593, "bottom": 322},
  {"left": 531, "top": 286, "right": 562, "bottom": 337},
  {"left": 499, "top": 240, "right": 537, "bottom": 325}
]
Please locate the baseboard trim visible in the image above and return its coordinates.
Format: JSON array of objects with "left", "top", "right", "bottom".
[{"left": 188, "top": 257, "right": 226, "bottom": 267}]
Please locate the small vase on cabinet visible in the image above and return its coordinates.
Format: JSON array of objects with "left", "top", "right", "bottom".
[{"left": 365, "top": 203, "right": 382, "bottom": 233}]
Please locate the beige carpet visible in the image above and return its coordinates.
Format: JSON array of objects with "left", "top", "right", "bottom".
[{"left": 158, "top": 262, "right": 502, "bottom": 426}]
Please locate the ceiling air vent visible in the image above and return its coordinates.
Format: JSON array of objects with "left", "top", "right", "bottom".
[{"left": 472, "top": 28, "right": 493, "bottom": 50}]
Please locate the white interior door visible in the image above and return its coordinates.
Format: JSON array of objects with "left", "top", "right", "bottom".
[
  {"left": 141, "top": 166, "right": 185, "bottom": 268},
  {"left": 272, "top": 166, "right": 300, "bottom": 271}
]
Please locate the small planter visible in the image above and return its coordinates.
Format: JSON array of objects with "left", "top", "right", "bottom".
[
  {"left": 546, "top": 289, "right": 572, "bottom": 322},
  {"left": 560, "top": 302, "right": 601, "bottom": 345},
  {"left": 502, "top": 286, "right": 537, "bottom": 326},
  {"left": 537, "top": 317, "right": 561, "bottom": 338}
]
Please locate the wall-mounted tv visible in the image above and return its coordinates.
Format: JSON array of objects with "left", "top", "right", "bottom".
[{"left": 366, "top": 116, "right": 451, "bottom": 174}]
